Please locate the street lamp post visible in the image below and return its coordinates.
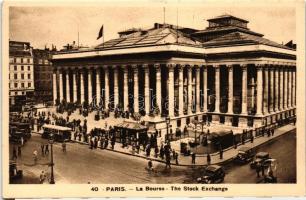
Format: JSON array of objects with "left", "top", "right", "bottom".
[
  {"left": 165, "top": 117, "right": 170, "bottom": 142},
  {"left": 49, "top": 133, "right": 55, "bottom": 184}
]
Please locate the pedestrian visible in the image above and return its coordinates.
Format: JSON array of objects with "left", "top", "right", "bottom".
[
  {"left": 191, "top": 152, "right": 196, "bottom": 164},
  {"left": 20, "top": 137, "right": 24, "bottom": 146},
  {"left": 39, "top": 171, "right": 46, "bottom": 184},
  {"left": 41, "top": 143, "right": 45, "bottom": 156},
  {"left": 104, "top": 138, "right": 109, "bottom": 149},
  {"left": 111, "top": 137, "right": 115, "bottom": 150},
  {"left": 261, "top": 164, "right": 265, "bottom": 176},
  {"left": 62, "top": 141, "right": 66, "bottom": 153},
  {"left": 219, "top": 148, "right": 223, "bottom": 159},
  {"left": 12, "top": 146, "right": 17, "bottom": 160},
  {"left": 271, "top": 129, "right": 274, "bottom": 136},
  {"left": 175, "top": 152, "right": 179, "bottom": 165},
  {"left": 207, "top": 153, "right": 211, "bottom": 165},
  {"left": 250, "top": 134, "right": 254, "bottom": 143},
  {"left": 154, "top": 146, "right": 159, "bottom": 158},
  {"left": 160, "top": 145, "right": 165, "bottom": 160},
  {"left": 165, "top": 155, "right": 171, "bottom": 169},
  {"left": 172, "top": 149, "right": 176, "bottom": 160},
  {"left": 267, "top": 129, "right": 271, "bottom": 137},
  {"left": 256, "top": 163, "right": 261, "bottom": 178},
  {"left": 45, "top": 144, "right": 49, "bottom": 155},
  {"left": 136, "top": 143, "right": 140, "bottom": 154},
  {"left": 94, "top": 137, "right": 98, "bottom": 149},
  {"left": 33, "top": 150, "right": 38, "bottom": 164},
  {"left": 17, "top": 145, "right": 22, "bottom": 157}
]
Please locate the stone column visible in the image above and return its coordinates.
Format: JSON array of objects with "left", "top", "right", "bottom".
[
  {"left": 203, "top": 66, "right": 208, "bottom": 112},
  {"left": 96, "top": 68, "right": 101, "bottom": 105},
  {"left": 284, "top": 67, "right": 288, "bottom": 109},
  {"left": 269, "top": 67, "right": 274, "bottom": 112},
  {"left": 144, "top": 64, "right": 150, "bottom": 115},
  {"left": 274, "top": 67, "right": 279, "bottom": 111},
  {"left": 256, "top": 65, "right": 263, "bottom": 116},
  {"left": 241, "top": 65, "right": 248, "bottom": 114},
  {"left": 227, "top": 65, "right": 233, "bottom": 114},
  {"left": 155, "top": 64, "right": 162, "bottom": 114},
  {"left": 187, "top": 66, "right": 193, "bottom": 114},
  {"left": 214, "top": 65, "right": 220, "bottom": 113},
  {"left": 168, "top": 64, "right": 175, "bottom": 117},
  {"left": 133, "top": 65, "right": 139, "bottom": 113},
  {"left": 88, "top": 69, "right": 93, "bottom": 104},
  {"left": 104, "top": 66, "right": 109, "bottom": 109},
  {"left": 113, "top": 66, "right": 119, "bottom": 108},
  {"left": 292, "top": 67, "right": 296, "bottom": 107},
  {"left": 279, "top": 67, "right": 284, "bottom": 110},
  {"left": 59, "top": 70, "right": 63, "bottom": 101},
  {"left": 73, "top": 71, "right": 77, "bottom": 103},
  {"left": 178, "top": 65, "right": 184, "bottom": 115},
  {"left": 65, "top": 70, "right": 70, "bottom": 103},
  {"left": 195, "top": 66, "right": 200, "bottom": 113},
  {"left": 288, "top": 67, "right": 292, "bottom": 108},
  {"left": 80, "top": 70, "right": 85, "bottom": 104},
  {"left": 123, "top": 67, "right": 129, "bottom": 111},
  {"left": 263, "top": 67, "right": 269, "bottom": 114},
  {"left": 52, "top": 70, "right": 57, "bottom": 104}
]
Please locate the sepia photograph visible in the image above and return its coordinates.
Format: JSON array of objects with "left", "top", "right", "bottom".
[{"left": 2, "top": 0, "right": 305, "bottom": 198}]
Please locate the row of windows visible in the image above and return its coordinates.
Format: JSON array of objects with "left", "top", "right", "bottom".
[
  {"left": 12, "top": 58, "right": 32, "bottom": 64},
  {"left": 10, "top": 82, "right": 32, "bottom": 88},
  {"left": 10, "top": 65, "right": 32, "bottom": 71},
  {"left": 11, "top": 73, "right": 32, "bottom": 80}
]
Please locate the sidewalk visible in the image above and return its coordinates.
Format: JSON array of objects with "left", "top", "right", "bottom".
[{"left": 33, "top": 124, "right": 295, "bottom": 167}]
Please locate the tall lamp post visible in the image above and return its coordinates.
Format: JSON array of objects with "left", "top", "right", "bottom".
[
  {"left": 165, "top": 116, "right": 170, "bottom": 142},
  {"left": 49, "top": 133, "right": 55, "bottom": 184}
]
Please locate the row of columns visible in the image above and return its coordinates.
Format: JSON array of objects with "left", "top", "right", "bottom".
[{"left": 53, "top": 63, "right": 296, "bottom": 118}]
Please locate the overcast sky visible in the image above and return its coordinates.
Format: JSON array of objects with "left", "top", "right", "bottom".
[{"left": 9, "top": 5, "right": 296, "bottom": 49}]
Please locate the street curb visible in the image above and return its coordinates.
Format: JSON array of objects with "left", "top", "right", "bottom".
[{"left": 32, "top": 125, "right": 296, "bottom": 167}]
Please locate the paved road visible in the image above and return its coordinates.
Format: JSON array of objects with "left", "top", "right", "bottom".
[
  {"left": 10, "top": 129, "right": 296, "bottom": 184},
  {"left": 10, "top": 134, "right": 189, "bottom": 184},
  {"left": 185, "top": 129, "right": 296, "bottom": 183}
]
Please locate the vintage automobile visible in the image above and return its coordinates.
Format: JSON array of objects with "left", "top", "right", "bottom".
[
  {"left": 250, "top": 152, "right": 270, "bottom": 169},
  {"left": 9, "top": 122, "right": 31, "bottom": 144},
  {"left": 197, "top": 165, "right": 225, "bottom": 183},
  {"left": 233, "top": 146, "right": 256, "bottom": 164},
  {"left": 42, "top": 124, "right": 72, "bottom": 142},
  {"left": 9, "top": 160, "right": 23, "bottom": 182}
]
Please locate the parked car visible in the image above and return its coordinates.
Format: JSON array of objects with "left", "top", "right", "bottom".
[
  {"left": 250, "top": 152, "right": 270, "bottom": 169},
  {"left": 197, "top": 165, "right": 225, "bottom": 183},
  {"left": 233, "top": 146, "right": 256, "bottom": 164}
]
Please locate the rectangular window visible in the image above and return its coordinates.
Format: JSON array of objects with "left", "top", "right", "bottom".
[
  {"left": 14, "top": 83, "right": 18, "bottom": 88},
  {"left": 21, "top": 74, "right": 24, "bottom": 79},
  {"left": 27, "top": 58, "right": 30, "bottom": 63},
  {"left": 28, "top": 66, "right": 31, "bottom": 71},
  {"left": 14, "top": 74, "right": 17, "bottom": 79},
  {"left": 21, "top": 83, "right": 24, "bottom": 88},
  {"left": 21, "top": 66, "right": 24, "bottom": 71},
  {"left": 14, "top": 58, "right": 17, "bottom": 63},
  {"left": 28, "top": 82, "right": 31, "bottom": 87},
  {"left": 28, "top": 74, "right": 31, "bottom": 79},
  {"left": 14, "top": 66, "right": 17, "bottom": 71},
  {"left": 21, "top": 58, "right": 23, "bottom": 63}
]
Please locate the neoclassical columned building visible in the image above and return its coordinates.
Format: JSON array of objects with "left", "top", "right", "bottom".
[{"left": 51, "top": 15, "right": 296, "bottom": 131}]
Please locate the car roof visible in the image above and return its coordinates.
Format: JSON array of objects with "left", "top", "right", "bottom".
[
  {"left": 238, "top": 147, "right": 252, "bottom": 152},
  {"left": 206, "top": 165, "right": 222, "bottom": 171},
  {"left": 256, "top": 152, "right": 269, "bottom": 157}
]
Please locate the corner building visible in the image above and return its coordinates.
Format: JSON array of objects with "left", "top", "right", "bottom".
[{"left": 51, "top": 15, "right": 296, "bottom": 131}]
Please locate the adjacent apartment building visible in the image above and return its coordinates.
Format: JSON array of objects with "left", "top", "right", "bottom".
[{"left": 9, "top": 40, "right": 34, "bottom": 111}]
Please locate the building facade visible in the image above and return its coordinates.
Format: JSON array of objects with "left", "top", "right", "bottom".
[
  {"left": 33, "top": 48, "right": 54, "bottom": 103},
  {"left": 51, "top": 15, "right": 296, "bottom": 130},
  {"left": 9, "top": 41, "right": 35, "bottom": 111}
]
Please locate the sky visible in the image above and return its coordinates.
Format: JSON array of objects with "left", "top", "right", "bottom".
[{"left": 9, "top": 4, "right": 296, "bottom": 50}]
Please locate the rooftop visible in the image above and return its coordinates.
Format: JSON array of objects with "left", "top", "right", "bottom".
[{"left": 203, "top": 31, "right": 294, "bottom": 50}]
